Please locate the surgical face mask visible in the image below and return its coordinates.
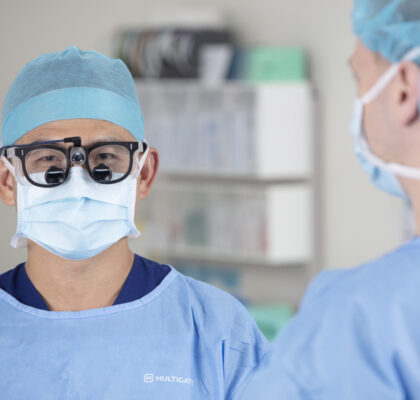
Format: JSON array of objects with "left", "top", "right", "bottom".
[
  {"left": 2, "top": 145, "right": 149, "bottom": 260},
  {"left": 349, "top": 46, "right": 420, "bottom": 200}
]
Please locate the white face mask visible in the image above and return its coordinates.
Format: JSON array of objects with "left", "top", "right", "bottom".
[
  {"left": 349, "top": 46, "right": 420, "bottom": 200},
  {"left": 2, "top": 145, "right": 149, "bottom": 260}
]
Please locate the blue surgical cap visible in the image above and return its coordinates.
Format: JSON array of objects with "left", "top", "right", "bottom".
[
  {"left": 1, "top": 46, "right": 144, "bottom": 146},
  {"left": 352, "top": 0, "right": 420, "bottom": 63}
]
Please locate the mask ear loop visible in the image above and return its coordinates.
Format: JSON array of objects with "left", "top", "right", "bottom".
[
  {"left": 358, "top": 46, "right": 420, "bottom": 181},
  {"left": 362, "top": 64, "right": 400, "bottom": 104},
  {"left": 362, "top": 46, "right": 420, "bottom": 105},
  {"left": 1, "top": 153, "right": 17, "bottom": 180},
  {"left": 135, "top": 142, "right": 150, "bottom": 177},
  {"left": 126, "top": 142, "right": 150, "bottom": 239}
]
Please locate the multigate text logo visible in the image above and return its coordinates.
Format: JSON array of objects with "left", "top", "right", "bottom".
[{"left": 144, "top": 373, "right": 194, "bottom": 386}]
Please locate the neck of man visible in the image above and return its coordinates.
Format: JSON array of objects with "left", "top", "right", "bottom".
[
  {"left": 402, "top": 182, "right": 420, "bottom": 236},
  {"left": 25, "top": 238, "right": 134, "bottom": 312}
]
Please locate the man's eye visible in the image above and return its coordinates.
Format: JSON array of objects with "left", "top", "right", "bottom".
[
  {"left": 97, "top": 153, "right": 116, "bottom": 160},
  {"left": 39, "top": 155, "right": 56, "bottom": 162}
]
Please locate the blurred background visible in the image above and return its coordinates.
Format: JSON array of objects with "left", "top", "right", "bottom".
[{"left": 0, "top": 0, "right": 408, "bottom": 340}]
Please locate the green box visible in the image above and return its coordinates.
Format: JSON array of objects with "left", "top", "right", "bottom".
[
  {"left": 237, "top": 47, "right": 306, "bottom": 82},
  {"left": 247, "top": 304, "right": 294, "bottom": 342}
]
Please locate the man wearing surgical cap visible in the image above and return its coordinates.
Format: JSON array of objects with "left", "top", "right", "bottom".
[
  {"left": 0, "top": 47, "right": 267, "bottom": 399},
  {"left": 236, "top": 0, "right": 420, "bottom": 399}
]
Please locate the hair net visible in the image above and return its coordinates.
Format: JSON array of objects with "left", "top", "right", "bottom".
[
  {"left": 1, "top": 46, "right": 144, "bottom": 146},
  {"left": 352, "top": 0, "right": 420, "bottom": 63}
]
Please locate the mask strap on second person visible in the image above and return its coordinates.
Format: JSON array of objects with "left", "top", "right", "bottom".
[
  {"left": 362, "top": 47, "right": 420, "bottom": 105},
  {"left": 358, "top": 46, "right": 420, "bottom": 180}
]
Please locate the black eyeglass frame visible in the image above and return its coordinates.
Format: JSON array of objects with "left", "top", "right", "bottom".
[{"left": 1, "top": 136, "right": 145, "bottom": 188}]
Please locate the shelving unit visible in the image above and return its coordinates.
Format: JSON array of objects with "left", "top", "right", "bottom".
[{"left": 130, "top": 79, "right": 316, "bottom": 306}]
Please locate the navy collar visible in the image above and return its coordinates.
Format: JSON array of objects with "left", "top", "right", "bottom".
[{"left": 0, "top": 254, "right": 170, "bottom": 311}]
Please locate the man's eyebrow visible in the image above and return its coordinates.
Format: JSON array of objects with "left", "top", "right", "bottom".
[
  {"left": 95, "top": 136, "right": 121, "bottom": 141},
  {"left": 23, "top": 137, "right": 65, "bottom": 145},
  {"left": 84, "top": 136, "right": 126, "bottom": 145},
  {"left": 33, "top": 137, "right": 57, "bottom": 142}
]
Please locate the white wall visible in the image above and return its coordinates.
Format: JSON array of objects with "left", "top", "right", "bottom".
[{"left": 0, "top": 0, "right": 405, "bottom": 273}]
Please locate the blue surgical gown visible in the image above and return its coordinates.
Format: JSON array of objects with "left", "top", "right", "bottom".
[
  {"left": 236, "top": 237, "right": 420, "bottom": 400},
  {"left": 0, "top": 267, "right": 267, "bottom": 399}
]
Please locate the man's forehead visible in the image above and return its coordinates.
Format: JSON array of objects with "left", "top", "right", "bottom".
[{"left": 17, "top": 119, "right": 134, "bottom": 144}]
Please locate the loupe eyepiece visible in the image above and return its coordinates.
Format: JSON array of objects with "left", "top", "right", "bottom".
[
  {"left": 45, "top": 166, "right": 66, "bottom": 185},
  {"left": 92, "top": 163, "right": 112, "bottom": 183}
]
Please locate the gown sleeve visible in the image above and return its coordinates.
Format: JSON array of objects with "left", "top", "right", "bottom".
[
  {"left": 234, "top": 269, "right": 415, "bottom": 400},
  {"left": 221, "top": 298, "right": 269, "bottom": 400},
  {"left": 187, "top": 277, "right": 269, "bottom": 400}
]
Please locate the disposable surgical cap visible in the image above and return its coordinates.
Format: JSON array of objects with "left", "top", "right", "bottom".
[
  {"left": 352, "top": 0, "right": 420, "bottom": 64},
  {"left": 1, "top": 46, "right": 144, "bottom": 146}
]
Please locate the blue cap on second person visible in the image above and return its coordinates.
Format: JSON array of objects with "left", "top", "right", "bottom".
[
  {"left": 1, "top": 46, "right": 144, "bottom": 146},
  {"left": 352, "top": 0, "right": 420, "bottom": 63}
]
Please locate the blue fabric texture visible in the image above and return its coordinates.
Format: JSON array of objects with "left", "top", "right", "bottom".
[
  {"left": 236, "top": 237, "right": 420, "bottom": 400},
  {"left": 352, "top": 0, "right": 420, "bottom": 63},
  {"left": 0, "top": 266, "right": 267, "bottom": 399},
  {"left": 0, "top": 254, "right": 170, "bottom": 311},
  {"left": 1, "top": 46, "right": 144, "bottom": 145}
]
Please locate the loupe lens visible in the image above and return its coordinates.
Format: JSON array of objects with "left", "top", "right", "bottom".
[
  {"left": 92, "top": 163, "right": 112, "bottom": 183},
  {"left": 25, "top": 148, "right": 68, "bottom": 186},
  {"left": 88, "top": 144, "right": 130, "bottom": 183},
  {"left": 45, "top": 166, "right": 66, "bottom": 185}
]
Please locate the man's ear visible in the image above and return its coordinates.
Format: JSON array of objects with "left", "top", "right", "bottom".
[
  {"left": 0, "top": 158, "right": 16, "bottom": 206},
  {"left": 394, "top": 61, "right": 420, "bottom": 127},
  {"left": 137, "top": 147, "right": 159, "bottom": 200}
]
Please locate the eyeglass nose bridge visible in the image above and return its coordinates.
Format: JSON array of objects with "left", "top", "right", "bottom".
[{"left": 69, "top": 147, "right": 86, "bottom": 165}]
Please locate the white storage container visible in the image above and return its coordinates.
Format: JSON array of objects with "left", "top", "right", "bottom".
[
  {"left": 135, "top": 181, "right": 313, "bottom": 265},
  {"left": 137, "top": 81, "right": 313, "bottom": 179}
]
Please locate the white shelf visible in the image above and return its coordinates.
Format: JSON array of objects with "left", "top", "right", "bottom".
[
  {"left": 136, "top": 78, "right": 306, "bottom": 89},
  {"left": 135, "top": 245, "right": 310, "bottom": 269},
  {"left": 158, "top": 169, "right": 311, "bottom": 184}
]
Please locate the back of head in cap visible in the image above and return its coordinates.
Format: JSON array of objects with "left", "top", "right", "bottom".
[
  {"left": 352, "top": 0, "right": 420, "bottom": 64},
  {"left": 1, "top": 46, "right": 144, "bottom": 146}
]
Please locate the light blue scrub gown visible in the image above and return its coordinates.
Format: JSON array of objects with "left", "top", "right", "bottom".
[
  {"left": 0, "top": 267, "right": 267, "bottom": 399},
  {"left": 236, "top": 237, "right": 420, "bottom": 400}
]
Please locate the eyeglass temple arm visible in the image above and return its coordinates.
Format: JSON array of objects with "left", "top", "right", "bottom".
[{"left": 0, "top": 136, "right": 82, "bottom": 154}]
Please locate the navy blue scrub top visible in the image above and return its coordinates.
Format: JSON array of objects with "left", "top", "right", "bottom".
[{"left": 0, "top": 254, "right": 170, "bottom": 311}]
